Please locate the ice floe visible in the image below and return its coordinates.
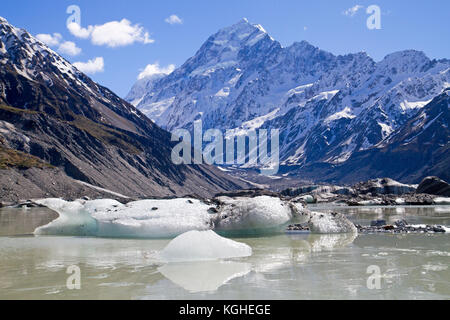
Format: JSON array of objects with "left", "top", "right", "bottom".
[
  {"left": 433, "top": 197, "right": 450, "bottom": 205},
  {"left": 33, "top": 196, "right": 356, "bottom": 238},
  {"left": 307, "top": 211, "right": 357, "bottom": 234},
  {"left": 213, "top": 196, "right": 305, "bottom": 235},
  {"left": 158, "top": 230, "right": 252, "bottom": 262},
  {"left": 35, "top": 198, "right": 212, "bottom": 238}
]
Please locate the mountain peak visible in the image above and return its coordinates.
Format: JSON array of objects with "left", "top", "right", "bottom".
[
  {"left": 238, "top": 17, "right": 250, "bottom": 25},
  {"left": 211, "top": 18, "right": 272, "bottom": 44},
  {"left": 288, "top": 40, "right": 319, "bottom": 51},
  {"left": 382, "top": 49, "right": 428, "bottom": 62},
  {"left": 379, "top": 49, "right": 431, "bottom": 74},
  {"left": 184, "top": 19, "right": 276, "bottom": 72}
]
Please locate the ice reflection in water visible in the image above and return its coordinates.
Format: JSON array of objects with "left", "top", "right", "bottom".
[{"left": 158, "top": 261, "right": 251, "bottom": 293}]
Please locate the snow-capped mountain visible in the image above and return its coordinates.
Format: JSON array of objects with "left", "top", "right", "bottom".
[
  {"left": 127, "top": 18, "right": 450, "bottom": 179},
  {"left": 294, "top": 88, "right": 450, "bottom": 184},
  {"left": 0, "top": 16, "right": 249, "bottom": 199},
  {"left": 125, "top": 73, "right": 169, "bottom": 107}
]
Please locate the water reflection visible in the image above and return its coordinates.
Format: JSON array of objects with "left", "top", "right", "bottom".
[
  {"left": 241, "top": 232, "right": 357, "bottom": 274},
  {"left": 307, "top": 233, "right": 357, "bottom": 252},
  {"left": 311, "top": 205, "right": 450, "bottom": 226},
  {"left": 0, "top": 208, "right": 58, "bottom": 236},
  {"left": 158, "top": 261, "right": 251, "bottom": 293},
  {"left": 0, "top": 205, "right": 449, "bottom": 299}
]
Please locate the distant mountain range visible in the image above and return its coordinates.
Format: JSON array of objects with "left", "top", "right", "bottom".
[
  {"left": 127, "top": 18, "right": 450, "bottom": 184},
  {"left": 0, "top": 16, "right": 249, "bottom": 201}
]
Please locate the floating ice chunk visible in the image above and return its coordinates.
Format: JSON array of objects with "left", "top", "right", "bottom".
[
  {"left": 158, "top": 230, "right": 252, "bottom": 262},
  {"left": 34, "top": 198, "right": 213, "bottom": 238},
  {"left": 297, "top": 195, "right": 315, "bottom": 203},
  {"left": 358, "top": 198, "right": 383, "bottom": 206},
  {"left": 93, "top": 199, "right": 212, "bottom": 238},
  {"left": 34, "top": 198, "right": 121, "bottom": 236},
  {"left": 35, "top": 196, "right": 352, "bottom": 238},
  {"left": 395, "top": 198, "right": 406, "bottom": 205},
  {"left": 158, "top": 260, "right": 251, "bottom": 292},
  {"left": 433, "top": 197, "right": 450, "bottom": 205},
  {"left": 307, "top": 212, "right": 357, "bottom": 234},
  {"left": 213, "top": 196, "right": 304, "bottom": 235}
]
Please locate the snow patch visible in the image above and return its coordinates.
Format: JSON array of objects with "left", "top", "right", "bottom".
[{"left": 325, "top": 107, "right": 355, "bottom": 123}]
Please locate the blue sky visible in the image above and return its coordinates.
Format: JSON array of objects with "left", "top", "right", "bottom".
[{"left": 1, "top": 0, "right": 449, "bottom": 97}]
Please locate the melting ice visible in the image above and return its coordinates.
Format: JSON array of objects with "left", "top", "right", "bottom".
[{"left": 34, "top": 196, "right": 356, "bottom": 238}]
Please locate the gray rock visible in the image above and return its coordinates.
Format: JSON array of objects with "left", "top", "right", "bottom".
[
  {"left": 356, "top": 220, "right": 447, "bottom": 234},
  {"left": 416, "top": 176, "right": 450, "bottom": 196},
  {"left": 214, "top": 189, "right": 282, "bottom": 198},
  {"left": 353, "top": 178, "right": 416, "bottom": 195},
  {"left": 371, "top": 220, "right": 387, "bottom": 227}
]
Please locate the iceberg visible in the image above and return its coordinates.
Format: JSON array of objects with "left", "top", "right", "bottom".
[
  {"left": 35, "top": 198, "right": 212, "bottom": 238},
  {"left": 433, "top": 197, "right": 450, "bottom": 205},
  {"left": 298, "top": 195, "right": 315, "bottom": 203},
  {"left": 307, "top": 211, "right": 357, "bottom": 234},
  {"left": 34, "top": 198, "right": 112, "bottom": 236},
  {"left": 213, "top": 196, "right": 305, "bottom": 235},
  {"left": 33, "top": 195, "right": 355, "bottom": 238},
  {"left": 158, "top": 230, "right": 252, "bottom": 262}
]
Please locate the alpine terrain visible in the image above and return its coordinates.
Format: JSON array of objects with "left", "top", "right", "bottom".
[
  {"left": 0, "top": 17, "right": 250, "bottom": 201},
  {"left": 127, "top": 18, "right": 450, "bottom": 184}
]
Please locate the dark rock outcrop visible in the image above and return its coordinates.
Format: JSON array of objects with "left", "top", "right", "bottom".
[
  {"left": 214, "top": 188, "right": 281, "bottom": 198},
  {"left": 353, "top": 178, "right": 416, "bottom": 195},
  {"left": 416, "top": 176, "right": 450, "bottom": 196},
  {"left": 356, "top": 220, "right": 447, "bottom": 234}
]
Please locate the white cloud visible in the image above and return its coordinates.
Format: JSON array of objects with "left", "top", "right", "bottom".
[
  {"left": 165, "top": 14, "right": 183, "bottom": 25},
  {"left": 343, "top": 5, "right": 364, "bottom": 17},
  {"left": 57, "top": 41, "right": 82, "bottom": 56},
  {"left": 36, "top": 33, "right": 81, "bottom": 56},
  {"left": 138, "top": 62, "right": 175, "bottom": 80},
  {"left": 67, "top": 22, "right": 93, "bottom": 39},
  {"left": 68, "top": 19, "right": 154, "bottom": 48},
  {"left": 303, "top": 26, "right": 308, "bottom": 31},
  {"left": 36, "top": 33, "right": 62, "bottom": 47},
  {"left": 73, "top": 57, "right": 104, "bottom": 74}
]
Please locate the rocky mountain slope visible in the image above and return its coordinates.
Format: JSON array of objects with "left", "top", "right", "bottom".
[
  {"left": 127, "top": 18, "right": 449, "bottom": 184},
  {"left": 0, "top": 17, "right": 250, "bottom": 200},
  {"left": 290, "top": 89, "right": 450, "bottom": 184}
]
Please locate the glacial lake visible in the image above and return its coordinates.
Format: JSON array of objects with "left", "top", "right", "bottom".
[{"left": 0, "top": 205, "right": 449, "bottom": 299}]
